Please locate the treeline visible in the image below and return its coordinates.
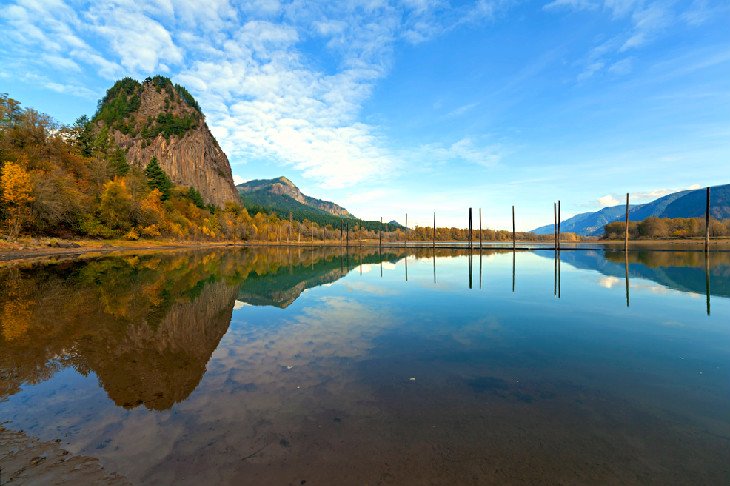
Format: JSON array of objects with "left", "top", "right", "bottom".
[
  {"left": 0, "top": 94, "right": 368, "bottom": 242},
  {"left": 0, "top": 93, "right": 583, "bottom": 244},
  {"left": 406, "top": 225, "right": 580, "bottom": 242},
  {"left": 241, "top": 197, "right": 396, "bottom": 233},
  {"left": 603, "top": 216, "right": 730, "bottom": 240}
]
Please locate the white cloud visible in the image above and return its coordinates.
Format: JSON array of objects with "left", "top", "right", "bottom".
[
  {"left": 687, "top": 183, "right": 701, "bottom": 190},
  {"left": 632, "top": 188, "right": 674, "bottom": 201},
  {"left": 232, "top": 175, "right": 246, "bottom": 185},
  {"left": 1, "top": 0, "right": 507, "bottom": 188},
  {"left": 598, "top": 194, "right": 620, "bottom": 207}
]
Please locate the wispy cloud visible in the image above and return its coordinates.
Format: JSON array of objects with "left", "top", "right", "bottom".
[
  {"left": 0, "top": 0, "right": 506, "bottom": 189},
  {"left": 545, "top": 1, "right": 705, "bottom": 82}
]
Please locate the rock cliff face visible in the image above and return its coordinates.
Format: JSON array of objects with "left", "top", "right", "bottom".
[{"left": 97, "top": 76, "right": 239, "bottom": 206}]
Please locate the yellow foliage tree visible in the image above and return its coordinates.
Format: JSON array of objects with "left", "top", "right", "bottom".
[
  {"left": 99, "top": 177, "right": 133, "bottom": 233},
  {"left": 1, "top": 161, "right": 35, "bottom": 238}
]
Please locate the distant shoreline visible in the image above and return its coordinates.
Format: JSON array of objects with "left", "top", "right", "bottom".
[{"left": 2, "top": 237, "right": 730, "bottom": 264}]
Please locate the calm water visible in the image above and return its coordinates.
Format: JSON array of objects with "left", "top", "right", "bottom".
[{"left": 1, "top": 248, "right": 729, "bottom": 484}]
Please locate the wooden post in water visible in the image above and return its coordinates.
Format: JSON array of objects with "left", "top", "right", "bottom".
[
  {"left": 405, "top": 213, "right": 408, "bottom": 248},
  {"left": 625, "top": 193, "right": 630, "bottom": 253},
  {"left": 479, "top": 208, "right": 482, "bottom": 250},
  {"left": 512, "top": 205, "right": 516, "bottom": 251},
  {"left": 468, "top": 208, "right": 473, "bottom": 251},
  {"left": 433, "top": 211, "right": 436, "bottom": 248},
  {"left": 557, "top": 200, "right": 561, "bottom": 251},
  {"left": 705, "top": 186, "right": 711, "bottom": 253},
  {"left": 553, "top": 203, "right": 556, "bottom": 247},
  {"left": 379, "top": 217, "right": 383, "bottom": 249},
  {"left": 346, "top": 222, "right": 349, "bottom": 248}
]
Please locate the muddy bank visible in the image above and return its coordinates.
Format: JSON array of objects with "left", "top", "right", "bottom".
[{"left": 0, "top": 426, "right": 128, "bottom": 485}]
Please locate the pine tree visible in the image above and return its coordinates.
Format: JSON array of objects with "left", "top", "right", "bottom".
[
  {"left": 145, "top": 156, "right": 172, "bottom": 200},
  {"left": 187, "top": 187, "right": 205, "bottom": 209},
  {"left": 109, "top": 147, "right": 130, "bottom": 176}
]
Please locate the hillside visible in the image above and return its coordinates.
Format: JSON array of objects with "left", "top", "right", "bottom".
[
  {"left": 238, "top": 177, "right": 399, "bottom": 231},
  {"left": 93, "top": 76, "right": 238, "bottom": 206},
  {"left": 239, "top": 177, "right": 353, "bottom": 217},
  {"left": 533, "top": 184, "right": 730, "bottom": 236}
]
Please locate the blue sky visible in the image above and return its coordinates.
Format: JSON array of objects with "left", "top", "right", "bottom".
[{"left": 2, "top": 0, "right": 729, "bottom": 229}]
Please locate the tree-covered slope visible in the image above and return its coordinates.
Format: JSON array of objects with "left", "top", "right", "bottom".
[
  {"left": 237, "top": 177, "right": 401, "bottom": 231},
  {"left": 533, "top": 184, "right": 730, "bottom": 236}
]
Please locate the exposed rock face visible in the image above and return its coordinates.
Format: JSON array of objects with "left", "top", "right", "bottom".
[{"left": 102, "top": 77, "right": 239, "bottom": 206}]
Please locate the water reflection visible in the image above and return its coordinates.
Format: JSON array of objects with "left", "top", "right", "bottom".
[{"left": 1, "top": 247, "right": 730, "bottom": 484}]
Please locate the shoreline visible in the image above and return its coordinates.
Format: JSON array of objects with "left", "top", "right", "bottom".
[{"left": 2, "top": 237, "right": 729, "bottom": 264}]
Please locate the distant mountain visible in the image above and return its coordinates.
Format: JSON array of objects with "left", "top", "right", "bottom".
[
  {"left": 533, "top": 184, "right": 730, "bottom": 236},
  {"left": 237, "top": 176, "right": 401, "bottom": 231},
  {"left": 238, "top": 176, "right": 353, "bottom": 217}
]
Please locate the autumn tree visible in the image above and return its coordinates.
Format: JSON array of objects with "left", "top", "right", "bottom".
[
  {"left": 1, "top": 161, "right": 34, "bottom": 238},
  {"left": 99, "top": 178, "right": 134, "bottom": 233}
]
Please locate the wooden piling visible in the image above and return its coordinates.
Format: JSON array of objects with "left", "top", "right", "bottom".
[
  {"left": 557, "top": 200, "right": 561, "bottom": 251},
  {"left": 346, "top": 222, "right": 349, "bottom": 248},
  {"left": 554, "top": 202, "right": 557, "bottom": 249},
  {"left": 512, "top": 205, "right": 515, "bottom": 250},
  {"left": 705, "top": 186, "right": 711, "bottom": 252},
  {"left": 380, "top": 216, "right": 383, "bottom": 249},
  {"left": 625, "top": 193, "right": 629, "bottom": 252},
  {"left": 468, "top": 207, "right": 473, "bottom": 250},
  {"left": 433, "top": 211, "right": 436, "bottom": 248},
  {"left": 405, "top": 213, "right": 408, "bottom": 248},
  {"left": 479, "top": 208, "right": 482, "bottom": 250}
]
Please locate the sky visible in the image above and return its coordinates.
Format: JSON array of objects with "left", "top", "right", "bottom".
[{"left": 1, "top": 0, "right": 729, "bottom": 230}]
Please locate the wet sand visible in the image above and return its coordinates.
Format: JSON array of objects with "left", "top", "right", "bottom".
[{"left": 0, "top": 427, "right": 128, "bottom": 485}]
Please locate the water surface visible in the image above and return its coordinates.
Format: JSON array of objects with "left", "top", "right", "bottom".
[{"left": 1, "top": 248, "right": 729, "bottom": 484}]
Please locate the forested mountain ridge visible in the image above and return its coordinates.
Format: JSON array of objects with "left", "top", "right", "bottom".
[
  {"left": 238, "top": 177, "right": 353, "bottom": 217},
  {"left": 237, "top": 176, "right": 400, "bottom": 231},
  {"left": 93, "top": 76, "right": 238, "bottom": 206},
  {"left": 533, "top": 184, "right": 730, "bottom": 236}
]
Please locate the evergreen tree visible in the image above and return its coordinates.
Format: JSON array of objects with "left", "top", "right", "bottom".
[
  {"left": 187, "top": 187, "right": 205, "bottom": 209},
  {"left": 145, "top": 156, "right": 172, "bottom": 200},
  {"left": 72, "top": 115, "right": 94, "bottom": 156},
  {"left": 109, "top": 147, "right": 130, "bottom": 176}
]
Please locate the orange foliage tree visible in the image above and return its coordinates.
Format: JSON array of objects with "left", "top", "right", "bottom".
[{"left": 1, "top": 161, "right": 34, "bottom": 238}]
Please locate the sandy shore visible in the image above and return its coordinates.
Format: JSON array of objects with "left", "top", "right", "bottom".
[{"left": 0, "top": 426, "right": 129, "bottom": 485}]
